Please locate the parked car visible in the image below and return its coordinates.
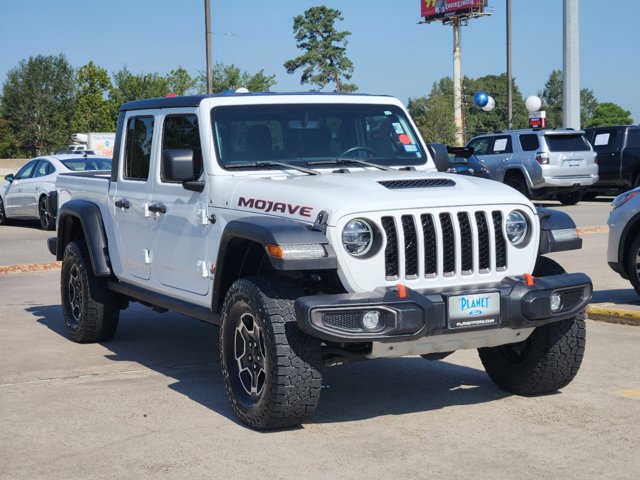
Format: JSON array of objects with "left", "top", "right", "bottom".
[
  {"left": 466, "top": 129, "right": 598, "bottom": 205},
  {"left": 607, "top": 187, "right": 640, "bottom": 294},
  {"left": 0, "top": 154, "right": 111, "bottom": 230},
  {"left": 584, "top": 125, "right": 640, "bottom": 199},
  {"left": 446, "top": 146, "right": 490, "bottom": 178}
]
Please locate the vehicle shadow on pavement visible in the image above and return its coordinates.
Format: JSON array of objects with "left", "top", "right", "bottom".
[{"left": 29, "top": 303, "right": 509, "bottom": 428}]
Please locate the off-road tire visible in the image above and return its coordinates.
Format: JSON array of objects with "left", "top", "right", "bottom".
[
  {"left": 504, "top": 171, "right": 530, "bottom": 198},
  {"left": 220, "top": 276, "right": 322, "bottom": 430},
  {"left": 557, "top": 190, "right": 583, "bottom": 206},
  {"left": 478, "top": 256, "right": 586, "bottom": 395},
  {"left": 624, "top": 234, "right": 640, "bottom": 296},
  {"left": 61, "top": 240, "right": 119, "bottom": 342},
  {"left": 38, "top": 196, "right": 54, "bottom": 230},
  {"left": 0, "top": 197, "right": 9, "bottom": 225}
]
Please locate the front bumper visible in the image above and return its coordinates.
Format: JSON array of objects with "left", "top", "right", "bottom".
[{"left": 295, "top": 273, "right": 592, "bottom": 343}]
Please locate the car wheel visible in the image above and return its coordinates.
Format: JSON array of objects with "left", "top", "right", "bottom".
[
  {"left": 557, "top": 190, "right": 583, "bottom": 206},
  {"left": 220, "top": 276, "right": 322, "bottom": 430},
  {"left": 38, "top": 196, "right": 54, "bottom": 230},
  {"left": 0, "top": 197, "right": 9, "bottom": 226},
  {"left": 504, "top": 172, "right": 530, "bottom": 198},
  {"left": 478, "top": 257, "right": 586, "bottom": 395},
  {"left": 61, "top": 240, "right": 120, "bottom": 342},
  {"left": 624, "top": 235, "right": 640, "bottom": 296}
]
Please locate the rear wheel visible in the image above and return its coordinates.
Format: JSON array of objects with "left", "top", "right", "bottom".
[
  {"left": 504, "top": 172, "right": 530, "bottom": 198},
  {"left": 61, "top": 240, "right": 119, "bottom": 342},
  {"left": 624, "top": 234, "right": 640, "bottom": 296},
  {"left": 220, "top": 276, "right": 322, "bottom": 430},
  {"left": 478, "top": 257, "right": 586, "bottom": 395},
  {"left": 38, "top": 196, "right": 54, "bottom": 230},
  {"left": 0, "top": 197, "right": 9, "bottom": 226}
]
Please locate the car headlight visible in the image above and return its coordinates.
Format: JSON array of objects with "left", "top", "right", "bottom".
[
  {"left": 506, "top": 210, "right": 529, "bottom": 245},
  {"left": 342, "top": 219, "right": 374, "bottom": 256}
]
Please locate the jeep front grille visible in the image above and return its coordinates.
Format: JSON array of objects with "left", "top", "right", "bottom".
[{"left": 381, "top": 210, "right": 507, "bottom": 280}]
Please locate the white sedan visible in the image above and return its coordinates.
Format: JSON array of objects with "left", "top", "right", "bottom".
[{"left": 0, "top": 153, "right": 111, "bottom": 230}]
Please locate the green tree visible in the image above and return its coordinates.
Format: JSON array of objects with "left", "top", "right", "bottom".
[
  {"left": 0, "top": 117, "right": 21, "bottom": 158},
  {"left": 167, "top": 66, "right": 196, "bottom": 95},
  {"left": 539, "top": 69, "right": 601, "bottom": 128},
  {"left": 408, "top": 78, "right": 458, "bottom": 145},
  {"left": 72, "top": 61, "right": 117, "bottom": 133},
  {"left": 586, "top": 102, "right": 633, "bottom": 127},
  {"left": 110, "top": 67, "right": 169, "bottom": 105},
  {"left": 284, "top": 6, "right": 357, "bottom": 92},
  {"left": 1, "top": 54, "right": 75, "bottom": 155},
  {"left": 196, "top": 63, "right": 276, "bottom": 93}
]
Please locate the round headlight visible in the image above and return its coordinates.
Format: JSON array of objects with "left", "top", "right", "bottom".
[
  {"left": 506, "top": 210, "right": 528, "bottom": 245},
  {"left": 342, "top": 219, "right": 374, "bottom": 256}
]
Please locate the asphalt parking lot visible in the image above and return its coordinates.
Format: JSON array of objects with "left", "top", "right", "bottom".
[{"left": 1, "top": 199, "right": 639, "bottom": 479}]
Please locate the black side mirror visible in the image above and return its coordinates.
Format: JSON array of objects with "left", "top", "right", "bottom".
[
  {"left": 162, "top": 149, "right": 195, "bottom": 182},
  {"left": 4, "top": 174, "right": 15, "bottom": 183},
  {"left": 427, "top": 143, "right": 449, "bottom": 172}
]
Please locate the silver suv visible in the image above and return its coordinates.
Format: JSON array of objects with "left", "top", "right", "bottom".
[{"left": 467, "top": 129, "right": 598, "bottom": 205}]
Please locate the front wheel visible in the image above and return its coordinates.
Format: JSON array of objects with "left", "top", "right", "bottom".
[
  {"left": 556, "top": 190, "right": 583, "bottom": 206},
  {"left": 220, "top": 276, "right": 322, "bottom": 430},
  {"left": 478, "top": 256, "right": 586, "bottom": 395},
  {"left": 0, "top": 197, "right": 9, "bottom": 226},
  {"left": 61, "top": 240, "right": 120, "bottom": 342},
  {"left": 624, "top": 234, "right": 640, "bottom": 296}
]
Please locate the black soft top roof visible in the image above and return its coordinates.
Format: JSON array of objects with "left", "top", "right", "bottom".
[{"left": 120, "top": 91, "right": 388, "bottom": 112}]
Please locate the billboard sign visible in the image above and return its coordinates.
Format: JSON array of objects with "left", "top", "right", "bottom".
[{"left": 421, "top": 0, "right": 486, "bottom": 21}]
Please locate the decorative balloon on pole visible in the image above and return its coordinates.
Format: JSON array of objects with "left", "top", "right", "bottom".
[
  {"left": 473, "top": 91, "right": 495, "bottom": 111},
  {"left": 524, "top": 95, "right": 546, "bottom": 129}
]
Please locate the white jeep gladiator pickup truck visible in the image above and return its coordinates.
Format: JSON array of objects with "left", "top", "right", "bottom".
[{"left": 48, "top": 92, "right": 592, "bottom": 430}]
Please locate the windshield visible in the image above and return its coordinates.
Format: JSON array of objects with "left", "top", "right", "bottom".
[
  {"left": 61, "top": 157, "right": 112, "bottom": 171},
  {"left": 544, "top": 134, "right": 590, "bottom": 152},
  {"left": 211, "top": 103, "right": 426, "bottom": 169}
]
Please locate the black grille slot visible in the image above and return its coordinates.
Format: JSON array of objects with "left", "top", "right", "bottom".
[
  {"left": 458, "top": 212, "right": 473, "bottom": 273},
  {"left": 382, "top": 217, "right": 398, "bottom": 279},
  {"left": 475, "top": 211, "right": 491, "bottom": 271},
  {"left": 421, "top": 214, "right": 437, "bottom": 276},
  {"left": 323, "top": 312, "right": 362, "bottom": 331},
  {"left": 492, "top": 211, "right": 507, "bottom": 269},
  {"left": 440, "top": 213, "right": 455, "bottom": 274},
  {"left": 379, "top": 178, "right": 455, "bottom": 189},
  {"left": 401, "top": 215, "right": 418, "bottom": 277}
]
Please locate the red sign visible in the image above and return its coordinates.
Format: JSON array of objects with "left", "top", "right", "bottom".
[{"left": 421, "top": 0, "right": 484, "bottom": 19}]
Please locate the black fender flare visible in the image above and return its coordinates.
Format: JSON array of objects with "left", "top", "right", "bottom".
[
  {"left": 55, "top": 200, "right": 112, "bottom": 276},
  {"left": 212, "top": 215, "right": 337, "bottom": 310},
  {"left": 537, "top": 207, "right": 582, "bottom": 254}
]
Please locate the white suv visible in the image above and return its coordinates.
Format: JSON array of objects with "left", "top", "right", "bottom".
[{"left": 467, "top": 129, "right": 598, "bottom": 205}]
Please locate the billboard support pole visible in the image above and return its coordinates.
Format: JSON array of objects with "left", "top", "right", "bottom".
[
  {"left": 205, "top": 0, "right": 213, "bottom": 94},
  {"left": 453, "top": 18, "right": 464, "bottom": 145},
  {"left": 506, "top": 0, "right": 513, "bottom": 129},
  {"left": 563, "top": 0, "right": 580, "bottom": 129}
]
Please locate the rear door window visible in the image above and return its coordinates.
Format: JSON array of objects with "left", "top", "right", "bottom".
[
  {"left": 545, "top": 134, "right": 590, "bottom": 152},
  {"left": 626, "top": 129, "right": 640, "bottom": 149},
  {"left": 491, "top": 136, "right": 512, "bottom": 153},
  {"left": 592, "top": 129, "right": 618, "bottom": 151},
  {"left": 124, "top": 116, "right": 154, "bottom": 181}
]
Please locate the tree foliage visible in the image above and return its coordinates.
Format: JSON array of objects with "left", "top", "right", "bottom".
[
  {"left": 110, "top": 67, "right": 169, "bottom": 105},
  {"left": 284, "top": 6, "right": 357, "bottom": 92},
  {"left": 408, "top": 78, "right": 458, "bottom": 145},
  {"left": 586, "top": 102, "right": 633, "bottom": 127},
  {"left": 197, "top": 63, "right": 277, "bottom": 93},
  {"left": 167, "top": 66, "right": 196, "bottom": 96},
  {"left": 72, "top": 61, "right": 117, "bottom": 133},
  {"left": 1, "top": 54, "right": 75, "bottom": 155}
]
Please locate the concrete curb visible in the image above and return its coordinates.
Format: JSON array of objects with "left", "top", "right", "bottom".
[{"left": 586, "top": 304, "right": 640, "bottom": 327}]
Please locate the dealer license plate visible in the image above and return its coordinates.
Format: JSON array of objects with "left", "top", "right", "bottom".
[{"left": 447, "top": 292, "right": 501, "bottom": 329}]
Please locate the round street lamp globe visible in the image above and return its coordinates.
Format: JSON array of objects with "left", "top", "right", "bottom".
[{"left": 525, "top": 95, "right": 543, "bottom": 112}]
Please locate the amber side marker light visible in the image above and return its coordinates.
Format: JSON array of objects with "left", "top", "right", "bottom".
[
  {"left": 524, "top": 273, "right": 535, "bottom": 286},
  {"left": 396, "top": 284, "right": 407, "bottom": 298},
  {"left": 266, "top": 244, "right": 284, "bottom": 258}
]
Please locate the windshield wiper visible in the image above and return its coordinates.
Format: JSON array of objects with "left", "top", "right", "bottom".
[
  {"left": 307, "top": 158, "right": 391, "bottom": 171},
  {"left": 225, "top": 161, "right": 319, "bottom": 175}
]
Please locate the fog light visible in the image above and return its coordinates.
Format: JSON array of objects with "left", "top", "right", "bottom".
[
  {"left": 362, "top": 311, "right": 382, "bottom": 331},
  {"left": 550, "top": 292, "right": 563, "bottom": 313}
]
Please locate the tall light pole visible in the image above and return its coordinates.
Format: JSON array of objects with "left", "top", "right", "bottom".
[
  {"left": 453, "top": 18, "right": 464, "bottom": 145},
  {"left": 563, "top": 0, "right": 580, "bottom": 128},
  {"left": 506, "top": 0, "right": 513, "bottom": 129},
  {"left": 205, "top": 0, "right": 213, "bottom": 94}
]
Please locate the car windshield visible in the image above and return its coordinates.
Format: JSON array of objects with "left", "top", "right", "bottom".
[
  {"left": 544, "top": 134, "right": 590, "bottom": 152},
  {"left": 211, "top": 103, "right": 426, "bottom": 170},
  {"left": 60, "top": 157, "right": 112, "bottom": 171}
]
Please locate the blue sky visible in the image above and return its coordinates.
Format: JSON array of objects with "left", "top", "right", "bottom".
[{"left": 1, "top": 0, "right": 638, "bottom": 122}]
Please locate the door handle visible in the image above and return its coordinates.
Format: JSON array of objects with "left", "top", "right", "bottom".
[
  {"left": 115, "top": 199, "right": 130, "bottom": 209},
  {"left": 148, "top": 203, "right": 167, "bottom": 215}
]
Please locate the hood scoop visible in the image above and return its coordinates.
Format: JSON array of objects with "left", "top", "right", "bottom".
[{"left": 378, "top": 178, "right": 456, "bottom": 190}]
